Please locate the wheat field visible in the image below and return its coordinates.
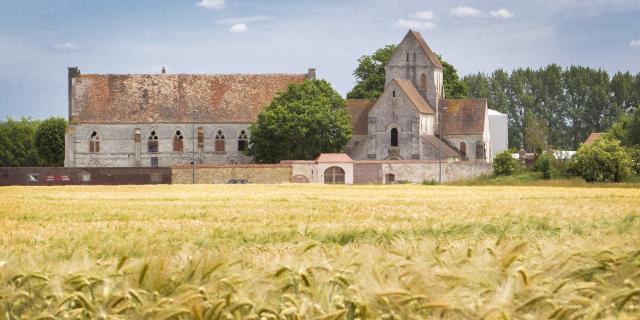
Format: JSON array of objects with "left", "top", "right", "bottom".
[{"left": 0, "top": 184, "right": 639, "bottom": 319}]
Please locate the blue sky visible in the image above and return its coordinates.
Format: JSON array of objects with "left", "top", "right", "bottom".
[{"left": 0, "top": 0, "right": 639, "bottom": 119}]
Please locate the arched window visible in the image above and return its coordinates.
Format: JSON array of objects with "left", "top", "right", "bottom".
[
  {"left": 324, "top": 166, "right": 345, "bottom": 184},
  {"left": 173, "top": 130, "right": 184, "bottom": 152},
  {"left": 392, "top": 90, "right": 396, "bottom": 98},
  {"left": 197, "top": 127, "right": 204, "bottom": 150},
  {"left": 148, "top": 130, "right": 158, "bottom": 153},
  {"left": 237, "top": 130, "right": 248, "bottom": 151},
  {"left": 406, "top": 52, "right": 409, "bottom": 62},
  {"left": 390, "top": 128, "right": 398, "bottom": 147},
  {"left": 460, "top": 141, "right": 467, "bottom": 158},
  {"left": 476, "top": 141, "right": 485, "bottom": 160},
  {"left": 215, "top": 130, "right": 225, "bottom": 152},
  {"left": 89, "top": 131, "right": 100, "bottom": 153},
  {"left": 420, "top": 73, "right": 427, "bottom": 90}
]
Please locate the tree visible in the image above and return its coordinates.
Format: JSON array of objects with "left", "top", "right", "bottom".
[
  {"left": 0, "top": 117, "right": 41, "bottom": 167},
  {"left": 439, "top": 55, "right": 467, "bottom": 99},
  {"left": 572, "top": 137, "right": 632, "bottom": 182},
  {"left": 609, "top": 108, "right": 640, "bottom": 147},
  {"left": 523, "top": 110, "right": 548, "bottom": 154},
  {"left": 35, "top": 117, "right": 67, "bottom": 166},
  {"left": 248, "top": 80, "right": 352, "bottom": 163},
  {"left": 493, "top": 150, "right": 520, "bottom": 175},
  {"left": 347, "top": 45, "right": 397, "bottom": 99}
]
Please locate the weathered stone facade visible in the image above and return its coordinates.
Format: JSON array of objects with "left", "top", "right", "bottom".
[
  {"left": 346, "top": 30, "right": 494, "bottom": 163},
  {"left": 172, "top": 164, "right": 291, "bottom": 184}
]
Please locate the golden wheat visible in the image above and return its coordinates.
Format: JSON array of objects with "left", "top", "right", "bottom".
[{"left": 0, "top": 184, "right": 639, "bottom": 319}]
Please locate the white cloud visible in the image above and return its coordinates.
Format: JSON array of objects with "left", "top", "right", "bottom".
[
  {"left": 218, "top": 15, "right": 275, "bottom": 25},
  {"left": 395, "top": 19, "right": 435, "bottom": 30},
  {"left": 196, "top": 0, "right": 224, "bottom": 10},
  {"left": 54, "top": 42, "right": 79, "bottom": 50},
  {"left": 630, "top": 39, "right": 640, "bottom": 47},
  {"left": 450, "top": 6, "right": 485, "bottom": 18},
  {"left": 490, "top": 9, "right": 514, "bottom": 18},
  {"left": 229, "top": 23, "right": 248, "bottom": 33},
  {"left": 413, "top": 11, "right": 435, "bottom": 20}
]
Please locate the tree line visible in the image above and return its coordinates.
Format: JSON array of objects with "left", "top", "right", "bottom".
[
  {"left": 463, "top": 66, "right": 640, "bottom": 150},
  {"left": 0, "top": 117, "right": 67, "bottom": 167}
]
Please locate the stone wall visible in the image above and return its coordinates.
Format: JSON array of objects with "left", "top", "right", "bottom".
[
  {"left": 353, "top": 162, "right": 382, "bottom": 184},
  {"left": 171, "top": 164, "right": 291, "bottom": 184},
  {"left": 0, "top": 167, "right": 171, "bottom": 186},
  {"left": 66, "top": 123, "right": 252, "bottom": 167}
]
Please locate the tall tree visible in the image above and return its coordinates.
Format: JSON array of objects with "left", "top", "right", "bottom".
[
  {"left": 347, "top": 45, "right": 397, "bottom": 99},
  {"left": 523, "top": 110, "right": 549, "bottom": 154},
  {"left": 439, "top": 55, "right": 467, "bottom": 99},
  {"left": 0, "top": 117, "right": 41, "bottom": 167},
  {"left": 249, "top": 80, "right": 352, "bottom": 163},
  {"left": 35, "top": 117, "right": 67, "bottom": 166}
]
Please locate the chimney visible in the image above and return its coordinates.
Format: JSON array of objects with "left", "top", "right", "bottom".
[
  {"left": 306, "top": 68, "right": 316, "bottom": 81},
  {"left": 68, "top": 67, "right": 81, "bottom": 123},
  {"left": 161, "top": 66, "right": 166, "bottom": 74}
]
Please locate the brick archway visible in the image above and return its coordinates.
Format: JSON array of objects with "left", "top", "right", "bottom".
[
  {"left": 323, "top": 166, "right": 345, "bottom": 184},
  {"left": 292, "top": 174, "right": 309, "bottom": 183}
]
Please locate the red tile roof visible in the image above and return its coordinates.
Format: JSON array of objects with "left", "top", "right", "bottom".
[
  {"left": 70, "top": 73, "right": 307, "bottom": 124},
  {"left": 315, "top": 153, "right": 354, "bottom": 163},
  {"left": 584, "top": 132, "right": 605, "bottom": 144},
  {"left": 394, "top": 79, "right": 435, "bottom": 114},
  {"left": 422, "top": 136, "right": 460, "bottom": 158},
  {"left": 346, "top": 99, "right": 375, "bottom": 135},
  {"left": 441, "top": 99, "right": 487, "bottom": 135}
]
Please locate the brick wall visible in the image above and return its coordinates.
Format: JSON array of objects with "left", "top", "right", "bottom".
[
  {"left": 354, "top": 163, "right": 382, "bottom": 184},
  {"left": 0, "top": 167, "right": 171, "bottom": 186},
  {"left": 171, "top": 164, "right": 292, "bottom": 184}
]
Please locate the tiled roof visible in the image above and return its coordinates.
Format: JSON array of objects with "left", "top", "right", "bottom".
[
  {"left": 346, "top": 99, "right": 375, "bottom": 135},
  {"left": 394, "top": 79, "right": 435, "bottom": 114},
  {"left": 70, "top": 73, "right": 307, "bottom": 124},
  {"left": 584, "top": 132, "right": 605, "bottom": 144},
  {"left": 315, "top": 153, "right": 354, "bottom": 163},
  {"left": 441, "top": 99, "right": 487, "bottom": 135},
  {"left": 408, "top": 30, "right": 443, "bottom": 69},
  {"left": 422, "top": 136, "right": 460, "bottom": 158}
]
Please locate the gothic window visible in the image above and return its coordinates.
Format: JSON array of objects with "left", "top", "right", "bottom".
[
  {"left": 148, "top": 130, "right": 158, "bottom": 153},
  {"left": 134, "top": 129, "right": 141, "bottom": 142},
  {"left": 197, "top": 127, "right": 204, "bottom": 150},
  {"left": 324, "top": 166, "right": 345, "bottom": 184},
  {"left": 173, "top": 130, "right": 184, "bottom": 152},
  {"left": 420, "top": 73, "right": 427, "bottom": 90},
  {"left": 476, "top": 141, "right": 485, "bottom": 160},
  {"left": 237, "top": 130, "right": 248, "bottom": 152},
  {"left": 390, "top": 128, "right": 399, "bottom": 147},
  {"left": 215, "top": 130, "right": 225, "bottom": 152},
  {"left": 460, "top": 141, "right": 467, "bottom": 158},
  {"left": 89, "top": 131, "right": 100, "bottom": 153}
]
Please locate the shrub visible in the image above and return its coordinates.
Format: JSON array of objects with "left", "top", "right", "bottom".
[
  {"left": 422, "top": 179, "right": 438, "bottom": 185},
  {"left": 627, "top": 147, "right": 640, "bottom": 175},
  {"left": 534, "top": 152, "right": 554, "bottom": 179},
  {"left": 572, "top": 138, "right": 633, "bottom": 182},
  {"left": 493, "top": 150, "right": 520, "bottom": 176}
]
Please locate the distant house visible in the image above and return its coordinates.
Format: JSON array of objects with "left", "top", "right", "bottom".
[{"left": 584, "top": 132, "right": 605, "bottom": 145}]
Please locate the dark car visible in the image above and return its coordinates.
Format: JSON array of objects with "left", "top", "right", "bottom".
[{"left": 226, "top": 179, "right": 250, "bottom": 184}]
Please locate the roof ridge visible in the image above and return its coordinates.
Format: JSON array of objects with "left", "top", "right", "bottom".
[{"left": 408, "top": 30, "right": 444, "bottom": 69}]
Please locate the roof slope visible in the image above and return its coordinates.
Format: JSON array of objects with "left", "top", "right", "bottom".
[
  {"left": 346, "top": 99, "right": 376, "bottom": 135},
  {"left": 315, "top": 153, "right": 353, "bottom": 163},
  {"left": 441, "top": 99, "right": 488, "bottom": 135},
  {"left": 70, "top": 73, "right": 307, "bottom": 123},
  {"left": 584, "top": 132, "right": 605, "bottom": 144},
  {"left": 408, "top": 30, "right": 443, "bottom": 69},
  {"left": 422, "top": 136, "right": 460, "bottom": 158},
  {"left": 394, "top": 79, "right": 435, "bottom": 114}
]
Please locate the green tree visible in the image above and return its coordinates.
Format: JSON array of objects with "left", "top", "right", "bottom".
[
  {"left": 493, "top": 150, "right": 520, "bottom": 176},
  {"left": 572, "top": 137, "right": 632, "bottom": 182},
  {"left": 35, "top": 117, "right": 67, "bottom": 166},
  {"left": 609, "top": 108, "right": 640, "bottom": 147},
  {"left": 0, "top": 117, "right": 41, "bottom": 167},
  {"left": 347, "top": 45, "right": 397, "bottom": 99},
  {"left": 523, "top": 110, "right": 548, "bottom": 154},
  {"left": 248, "top": 80, "right": 352, "bottom": 163},
  {"left": 439, "top": 55, "right": 467, "bottom": 99}
]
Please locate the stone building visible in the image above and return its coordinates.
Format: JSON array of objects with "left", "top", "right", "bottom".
[
  {"left": 65, "top": 68, "right": 315, "bottom": 167},
  {"left": 346, "top": 30, "right": 493, "bottom": 162},
  {"left": 64, "top": 30, "right": 498, "bottom": 168}
]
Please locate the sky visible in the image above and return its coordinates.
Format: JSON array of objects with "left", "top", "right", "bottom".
[{"left": 0, "top": 0, "right": 639, "bottom": 119}]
